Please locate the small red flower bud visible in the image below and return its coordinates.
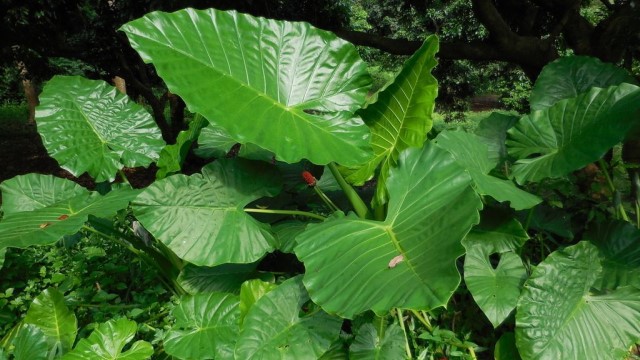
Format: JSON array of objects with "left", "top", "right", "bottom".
[{"left": 301, "top": 171, "right": 316, "bottom": 186}]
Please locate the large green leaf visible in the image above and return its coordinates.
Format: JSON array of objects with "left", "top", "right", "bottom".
[
  {"left": 121, "top": 8, "right": 372, "bottom": 166},
  {"left": 0, "top": 182, "right": 140, "bottom": 251},
  {"left": 235, "top": 276, "right": 342, "bottom": 360},
  {"left": 530, "top": 56, "right": 638, "bottom": 111},
  {"left": 346, "top": 37, "right": 438, "bottom": 205},
  {"left": 516, "top": 241, "right": 640, "bottom": 360},
  {"left": 12, "top": 325, "right": 48, "bottom": 360},
  {"left": 62, "top": 318, "right": 153, "bottom": 360},
  {"left": 177, "top": 262, "right": 261, "bottom": 295},
  {"left": 584, "top": 220, "right": 640, "bottom": 290},
  {"left": 0, "top": 174, "right": 86, "bottom": 215},
  {"left": 473, "top": 112, "right": 520, "bottom": 164},
  {"left": 435, "top": 131, "right": 541, "bottom": 210},
  {"left": 507, "top": 83, "right": 640, "bottom": 184},
  {"left": 164, "top": 293, "right": 240, "bottom": 360},
  {"left": 133, "top": 158, "right": 280, "bottom": 266},
  {"left": 35, "top": 76, "right": 165, "bottom": 182},
  {"left": 24, "top": 288, "right": 77, "bottom": 356},
  {"left": 349, "top": 323, "right": 405, "bottom": 360},
  {"left": 296, "top": 145, "right": 482, "bottom": 318}
]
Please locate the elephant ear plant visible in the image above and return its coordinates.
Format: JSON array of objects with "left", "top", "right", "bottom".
[{"left": 1, "top": 8, "right": 639, "bottom": 360}]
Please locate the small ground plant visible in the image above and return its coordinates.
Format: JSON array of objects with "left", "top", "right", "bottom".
[{"left": 0, "top": 7, "right": 639, "bottom": 360}]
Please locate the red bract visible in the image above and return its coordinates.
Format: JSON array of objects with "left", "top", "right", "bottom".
[{"left": 301, "top": 171, "right": 317, "bottom": 186}]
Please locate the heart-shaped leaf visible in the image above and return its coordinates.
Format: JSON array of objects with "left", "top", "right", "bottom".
[
  {"left": 435, "top": 131, "right": 541, "bottom": 210},
  {"left": 346, "top": 37, "right": 438, "bottom": 205},
  {"left": 121, "top": 8, "right": 372, "bottom": 166},
  {"left": 0, "top": 176, "right": 140, "bottom": 251},
  {"left": 584, "top": 220, "right": 640, "bottom": 290},
  {"left": 507, "top": 83, "right": 640, "bottom": 184},
  {"left": 235, "top": 276, "right": 342, "bottom": 359},
  {"left": 349, "top": 323, "right": 405, "bottom": 360},
  {"left": 164, "top": 293, "right": 239, "bottom": 360},
  {"left": 516, "top": 241, "right": 640, "bottom": 360},
  {"left": 35, "top": 76, "right": 165, "bottom": 182},
  {"left": 296, "top": 145, "right": 482, "bottom": 318},
  {"left": 62, "top": 318, "right": 152, "bottom": 360},
  {"left": 12, "top": 325, "right": 48, "bottom": 360},
  {"left": 24, "top": 288, "right": 77, "bottom": 355},
  {"left": 530, "top": 56, "right": 638, "bottom": 111},
  {"left": 133, "top": 158, "right": 280, "bottom": 266}
]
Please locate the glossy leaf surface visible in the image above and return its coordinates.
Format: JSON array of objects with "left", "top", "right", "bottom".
[
  {"left": 349, "top": 323, "right": 405, "bottom": 360},
  {"left": 24, "top": 288, "right": 77, "bottom": 355},
  {"left": 0, "top": 174, "right": 85, "bottom": 215},
  {"left": 507, "top": 83, "right": 640, "bottom": 183},
  {"left": 296, "top": 145, "right": 482, "bottom": 317},
  {"left": 530, "top": 56, "right": 638, "bottom": 110},
  {"left": 133, "top": 159, "right": 280, "bottom": 266},
  {"left": 62, "top": 318, "right": 152, "bottom": 360},
  {"left": 346, "top": 37, "right": 438, "bottom": 205},
  {"left": 164, "top": 293, "right": 239, "bottom": 360},
  {"left": 238, "top": 279, "right": 277, "bottom": 325},
  {"left": 178, "top": 263, "right": 260, "bottom": 295},
  {"left": 121, "top": 8, "right": 372, "bottom": 166},
  {"left": 516, "top": 241, "right": 640, "bottom": 360},
  {"left": 435, "top": 131, "right": 541, "bottom": 210},
  {"left": 12, "top": 325, "right": 48, "bottom": 360},
  {"left": 584, "top": 220, "right": 640, "bottom": 290},
  {"left": 0, "top": 183, "right": 140, "bottom": 251},
  {"left": 35, "top": 76, "right": 164, "bottom": 182},
  {"left": 235, "top": 276, "right": 341, "bottom": 359}
]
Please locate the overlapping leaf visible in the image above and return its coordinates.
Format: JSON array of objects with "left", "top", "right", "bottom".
[
  {"left": 349, "top": 323, "right": 405, "bottom": 360},
  {"left": 435, "top": 131, "right": 540, "bottom": 210},
  {"left": 345, "top": 37, "right": 438, "bottom": 205},
  {"left": 121, "top": 8, "right": 372, "bottom": 166},
  {"left": 474, "top": 112, "right": 520, "bottom": 164},
  {"left": 35, "top": 76, "right": 165, "bottom": 182},
  {"left": 296, "top": 145, "right": 482, "bottom": 318},
  {"left": 177, "top": 263, "right": 261, "bottom": 295},
  {"left": 516, "top": 241, "right": 640, "bottom": 360},
  {"left": 530, "top": 56, "right": 638, "bottom": 111},
  {"left": 507, "top": 83, "right": 640, "bottom": 183},
  {"left": 238, "top": 279, "right": 277, "bottom": 325},
  {"left": 132, "top": 158, "right": 281, "bottom": 266},
  {"left": 156, "top": 114, "right": 208, "bottom": 179},
  {"left": 24, "top": 289, "right": 77, "bottom": 355},
  {"left": 235, "top": 276, "right": 342, "bottom": 359},
  {"left": 164, "top": 293, "right": 240, "bottom": 360},
  {"left": 62, "top": 319, "right": 153, "bottom": 360},
  {"left": 12, "top": 325, "right": 48, "bottom": 360},
  {"left": 0, "top": 175, "right": 140, "bottom": 251}
]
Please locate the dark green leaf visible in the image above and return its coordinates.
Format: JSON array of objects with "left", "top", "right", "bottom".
[
  {"left": 178, "top": 263, "right": 260, "bottom": 295},
  {"left": 349, "top": 323, "right": 405, "bottom": 360}
]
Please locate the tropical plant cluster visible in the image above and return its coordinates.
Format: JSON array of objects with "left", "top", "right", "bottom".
[{"left": 0, "top": 7, "right": 639, "bottom": 360}]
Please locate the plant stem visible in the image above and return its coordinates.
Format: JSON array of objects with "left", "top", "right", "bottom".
[
  {"left": 313, "top": 186, "right": 340, "bottom": 212},
  {"left": 118, "top": 169, "right": 130, "bottom": 185},
  {"left": 410, "top": 310, "right": 433, "bottom": 332},
  {"left": 327, "top": 163, "right": 371, "bottom": 219},
  {"left": 598, "top": 159, "right": 630, "bottom": 222},
  {"left": 395, "top": 309, "right": 412, "bottom": 359},
  {"left": 244, "top": 208, "right": 326, "bottom": 221}
]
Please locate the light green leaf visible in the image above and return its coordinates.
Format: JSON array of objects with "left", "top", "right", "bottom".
[
  {"left": 156, "top": 114, "right": 208, "bottom": 179},
  {"left": 474, "top": 112, "right": 520, "bottom": 164},
  {"left": 35, "top": 76, "right": 165, "bottom": 182},
  {"left": 463, "top": 243, "right": 526, "bottom": 328},
  {"left": 0, "top": 174, "right": 86, "bottom": 215},
  {"left": 24, "top": 288, "right": 77, "bottom": 355},
  {"left": 0, "top": 184, "right": 140, "bottom": 250},
  {"left": 235, "top": 276, "right": 342, "bottom": 360},
  {"left": 507, "top": 83, "right": 640, "bottom": 184},
  {"left": 194, "top": 124, "right": 237, "bottom": 159},
  {"left": 62, "top": 318, "right": 152, "bottom": 360},
  {"left": 163, "top": 293, "right": 239, "bottom": 360},
  {"left": 121, "top": 8, "right": 372, "bottom": 166},
  {"left": 516, "top": 241, "right": 640, "bottom": 360},
  {"left": 296, "top": 145, "right": 482, "bottom": 318},
  {"left": 346, "top": 37, "right": 438, "bottom": 206},
  {"left": 133, "top": 159, "right": 280, "bottom": 266},
  {"left": 239, "top": 279, "right": 277, "bottom": 325},
  {"left": 530, "top": 56, "right": 638, "bottom": 111},
  {"left": 584, "top": 220, "right": 640, "bottom": 290},
  {"left": 349, "top": 323, "right": 406, "bottom": 360},
  {"left": 12, "top": 324, "right": 48, "bottom": 360},
  {"left": 435, "top": 131, "right": 541, "bottom": 210},
  {"left": 178, "top": 262, "right": 260, "bottom": 295}
]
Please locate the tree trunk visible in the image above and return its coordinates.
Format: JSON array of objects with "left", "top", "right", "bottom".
[{"left": 17, "top": 61, "right": 38, "bottom": 123}]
